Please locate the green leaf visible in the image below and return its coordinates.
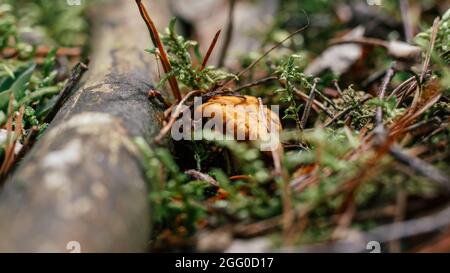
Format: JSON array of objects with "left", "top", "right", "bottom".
[
  {"left": 145, "top": 47, "right": 158, "bottom": 55},
  {"left": 0, "top": 90, "right": 12, "bottom": 111},
  {"left": 0, "top": 64, "right": 15, "bottom": 80},
  {"left": 18, "top": 86, "right": 60, "bottom": 106},
  {"left": 35, "top": 95, "right": 58, "bottom": 118},
  {"left": 168, "top": 17, "right": 177, "bottom": 34},
  {"left": 0, "top": 63, "right": 36, "bottom": 110},
  {"left": 0, "top": 64, "right": 28, "bottom": 92},
  {"left": 10, "top": 62, "right": 36, "bottom": 100},
  {"left": 0, "top": 111, "right": 5, "bottom": 125},
  {"left": 193, "top": 42, "right": 202, "bottom": 63},
  {"left": 43, "top": 48, "right": 57, "bottom": 78}
]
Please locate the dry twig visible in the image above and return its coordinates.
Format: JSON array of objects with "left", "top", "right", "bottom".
[
  {"left": 300, "top": 78, "right": 320, "bottom": 129},
  {"left": 135, "top": 0, "right": 181, "bottom": 101},
  {"left": 201, "top": 30, "right": 222, "bottom": 71},
  {"left": 217, "top": 0, "right": 236, "bottom": 68}
]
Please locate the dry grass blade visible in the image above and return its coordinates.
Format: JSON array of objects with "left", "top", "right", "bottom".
[
  {"left": 391, "top": 89, "right": 441, "bottom": 136},
  {"left": 201, "top": 30, "right": 222, "bottom": 71},
  {"left": 294, "top": 87, "right": 334, "bottom": 118},
  {"left": 407, "top": 17, "right": 439, "bottom": 112},
  {"left": 135, "top": 0, "right": 181, "bottom": 101},
  {"left": 220, "top": 10, "right": 310, "bottom": 90},
  {"left": 217, "top": 0, "right": 236, "bottom": 68},
  {"left": 420, "top": 17, "right": 440, "bottom": 82},
  {"left": 4, "top": 106, "right": 25, "bottom": 173},
  {"left": 400, "top": 0, "right": 413, "bottom": 43},
  {"left": 375, "top": 63, "right": 396, "bottom": 128},
  {"left": 324, "top": 96, "right": 372, "bottom": 127}
]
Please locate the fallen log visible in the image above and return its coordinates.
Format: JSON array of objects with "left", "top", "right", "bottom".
[{"left": 0, "top": 0, "right": 171, "bottom": 252}]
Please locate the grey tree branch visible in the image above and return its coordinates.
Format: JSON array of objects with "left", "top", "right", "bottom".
[{"left": 0, "top": 0, "right": 172, "bottom": 252}]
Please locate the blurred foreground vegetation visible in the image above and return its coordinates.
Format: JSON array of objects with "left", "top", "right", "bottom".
[{"left": 0, "top": 0, "right": 88, "bottom": 172}]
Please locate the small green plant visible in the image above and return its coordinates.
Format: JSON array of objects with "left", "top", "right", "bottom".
[
  {"left": 0, "top": 1, "right": 88, "bottom": 127},
  {"left": 147, "top": 18, "right": 236, "bottom": 91},
  {"left": 0, "top": 0, "right": 89, "bottom": 174},
  {"left": 275, "top": 55, "right": 304, "bottom": 129}
]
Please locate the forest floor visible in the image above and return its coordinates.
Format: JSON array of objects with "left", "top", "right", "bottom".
[{"left": 1, "top": 0, "right": 449, "bottom": 253}]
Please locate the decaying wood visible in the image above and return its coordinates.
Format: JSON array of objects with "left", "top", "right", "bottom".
[{"left": 0, "top": 0, "right": 171, "bottom": 252}]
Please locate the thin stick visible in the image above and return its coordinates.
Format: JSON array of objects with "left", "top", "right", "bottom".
[
  {"left": 217, "top": 0, "right": 236, "bottom": 68},
  {"left": 420, "top": 17, "right": 440, "bottom": 83},
  {"left": 12, "top": 126, "right": 39, "bottom": 167},
  {"left": 300, "top": 78, "right": 319, "bottom": 129},
  {"left": 201, "top": 30, "right": 222, "bottom": 71},
  {"left": 294, "top": 87, "right": 334, "bottom": 118},
  {"left": 221, "top": 10, "right": 310, "bottom": 89},
  {"left": 229, "top": 174, "right": 251, "bottom": 181},
  {"left": 329, "top": 37, "right": 387, "bottom": 48},
  {"left": 324, "top": 96, "right": 372, "bottom": 127},
  {"left": 400, "top": 0, "right": 413, "bottom": 43},
  {"left": 232, "top": 76, "right": 277, "bottom": 93},
  {"left": 291, "top": 204, "right": 450, "bottom": 253},
  {"left": 185, "top": 169, "right": 219, "bottom": 187},
  {"left": 3, "top": 106, "right": 25, "bottom": 174},
  {"left": 375, "top": 62, "right": 396, "bottom": 127},
  {"left": 387, "top": 75, "right": 416, "bottom": 99},
  {"left": 311, "top": 85, "right": 338, "bottom": 110},
  {"left": 0, "top": 103, "right": 25, "bottom": 181},
  {"left": 0, "top": 94, "right": 15, "bottom": 176},
  {"left": 135, "top": 0, "right": 181, "bottom": 101},
  {"left": 389, "top": 145, "right": 449, "bottom": 189},
  {"left": 332, "top": 79, "right": 343, "bottom": 96},
  {"left": 389, "top": 187, "right": 407, "bottom": 252},
  {"left": 154, "top": 90, "right": 202, "bottom": 143},
  {"left": 401, "top": 116, "right": 441, "bottom": 134}
]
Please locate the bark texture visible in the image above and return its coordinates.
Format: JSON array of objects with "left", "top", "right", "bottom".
[{"left": 0, "top": 0, "right": 170, "bottom": 252}]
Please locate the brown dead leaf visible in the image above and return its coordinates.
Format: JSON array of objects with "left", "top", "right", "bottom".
[{"left": 305, "top": 26, "right": 365, "bottom": 76}]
